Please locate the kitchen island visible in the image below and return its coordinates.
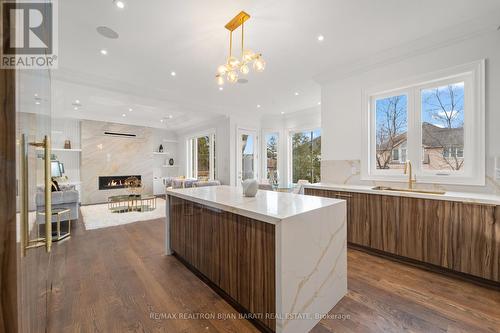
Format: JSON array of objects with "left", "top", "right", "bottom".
[{"left": 165, "top": 185, "right": 347, "bottom": 333}]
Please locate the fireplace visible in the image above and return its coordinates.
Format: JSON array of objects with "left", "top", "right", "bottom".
[{"left": 98, "top": 175, "right": 141, "bottom": 190}]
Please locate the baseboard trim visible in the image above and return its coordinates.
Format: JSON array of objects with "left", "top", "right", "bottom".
[
  {"left": 348, "top": 243, "right": 500, "bottom": 291},
  {"left": 172, "top": 252, "right": 274, "bottom": 333}
]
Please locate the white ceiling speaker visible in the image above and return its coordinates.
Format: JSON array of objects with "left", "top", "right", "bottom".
[{"left": 96, "top": 26, "right": 119, "bottom": 39}]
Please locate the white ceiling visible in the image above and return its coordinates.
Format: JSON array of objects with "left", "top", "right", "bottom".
[{"left": 48, "top": 0, "right": 500, "bottom": 130}]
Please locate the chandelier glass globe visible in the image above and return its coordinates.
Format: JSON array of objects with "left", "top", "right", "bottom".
[
  {"left": 216, "top": 75, "right": 224, "bottom": 86},
  {"left": 227, "top": 56, "right": 240, "bottom": 70},
  {"left": 240, "top": 64, "right": 250, "bottom": 75},
  {"left": 253, "top": 56, "right": 266, "bottom": 72},
  {"left": 227, "top": 70, "right": 238, "bottom": 83},
  {"left": 217, "top": 65, "right": 228, "bottom": 75},
  {"left": 242, "top": 49, "right": 255, "bottom": 63}
]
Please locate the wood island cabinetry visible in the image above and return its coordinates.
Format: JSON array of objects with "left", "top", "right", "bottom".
[{"left": 304, "top": 188, "right": 500, "bottom": 283}]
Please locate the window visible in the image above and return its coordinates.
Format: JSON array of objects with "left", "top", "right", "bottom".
[
  {"left": 290, "top": 129, "right": 321, "bottom": 184},
  {"left": 362, "top": 60, "right": 485, "bottom": 185},
  {"left": 375, "top": 94, "right": 407, "bottom": 169},
  {"left": 264, "top": 132, "right": 279, "bottom": 181},
  {"left": 241, "top": 133, "right": 255, "bottom": 180},
  {"left": 422, "top": 82, "right": 465, "bottom": 172},
  {"left": 186, "top": 132, "right": 216, "bottom": 180},
  {"left": 392, "top": 149, "right": 399, "bottom": 162}
]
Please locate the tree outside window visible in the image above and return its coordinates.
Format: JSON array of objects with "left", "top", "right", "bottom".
[
  {"left": 421, "top": 82, "right": 464, "bottom": 171},
  {"left": 265, "top": 133, "right": 279, "bottom": 180},
  {"left": 291, "top": 129, "right": 321, "bottom": 183},
  {"left": 375, "top": 95, "right": 408, "bottom": 170}
]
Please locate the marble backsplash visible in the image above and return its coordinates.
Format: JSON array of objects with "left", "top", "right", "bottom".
[
  {"left": 81, "top": 120, "right": 154, "bottom": 205},
  {"left": 321, "top": 159, "right": 500, "bottom": 195}
]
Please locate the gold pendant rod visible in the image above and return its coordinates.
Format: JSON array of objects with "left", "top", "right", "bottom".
[
  {"left": 229, "top": 31, "right": 233, "bottom": 58},
  {"left": 241, "top": 20, "right": 244, "bottom": 54}
]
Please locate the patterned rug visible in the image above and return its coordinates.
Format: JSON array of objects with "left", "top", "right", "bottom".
[{"left": 81, "top": 198, "right": 166, "bottom": 230}]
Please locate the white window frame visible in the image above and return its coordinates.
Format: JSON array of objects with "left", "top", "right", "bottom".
[
  {"left": 361, "top": 60, "right": 485, "bottom": 186},
  {"left": 186, "top": 129, "right": 216, "bottom": 180},
  {"left": 236, "top": 127, "right": 259, "bottom": 182},
  {"left": 261, "top": 129, "right": 280, "bottom": 182},
  {"left": 288, "top": 127, "right": 322, "bottom": 185}
]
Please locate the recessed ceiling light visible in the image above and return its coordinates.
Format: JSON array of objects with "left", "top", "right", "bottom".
[
  {"left": 318, "top": 101, "right": 321, "bottom": 105},
  {"left": 114, "top": 0, "right": 125, "bottom": 9},
  {"left": 219, "top": 87, "right": 223, "bottom": 91},
  {"left": 35, "top": 101, "right": 41, "bottom": 105},
  {"left": 317, "top": 35, "right": 325, "bottom": 42},
  {"left": 257, "top": 104, "right": 261, "bottom": 108},
  {"left": 74, "top": 107, "right": 78, "bottom": 111},
  {"left": 34, "top": 93, "right": 38, "bottom": 97},
  {"left": 122, "top": 113, "right": 126, "bottom": 117},
  {"left": 170, "top": 71, "right": 176, "bottom": 77},
  {"left": 128, "top": 108, "right": 133, "bottom": 112},
  {"left": 280, "top": 111, "right": 285, "bottom": 115},
  {"left": 160, "top": 119, "right": 164, "bottom": 123},
  {"left": 294, "top": 92, "right": 299, "bottom": 96},
  {"left": 75, "top": 99, "right": 80, "bottom": 104},
  {"left": 168, "top": 115, "right": 173, "bottom": 119},
  {"left": 100, "top": 49, "right": 108, "bottom": 55}
]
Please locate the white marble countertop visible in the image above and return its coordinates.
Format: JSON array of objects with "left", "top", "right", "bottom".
[
  {"left": 303, "top": 183, "right": 500, "bottom": 206},
  {"left": 166, "top": 185, "right": 343, "bottom": 224}
]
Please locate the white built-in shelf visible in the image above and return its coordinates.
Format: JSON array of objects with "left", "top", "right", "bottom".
[
  {"left": 153, "top": 152, "right": 169, "bottom": 155},
  {"left": 36, "top": 148, "right": 82, "bottom": 152},
  {"left": 162, "top": 165, "right": 180, "bottom": 168},
  {"left": 53, "top": 148, "right": 82, "bottom": 152},
  {"left": 162, "top": 139, "right": 178, "bottom": 143}
]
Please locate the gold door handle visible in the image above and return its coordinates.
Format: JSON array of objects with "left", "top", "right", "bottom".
[
  {"left": 21, "top": 135, "right": 52, "bottom": 256},
  {"left": 43, "top": 135, "right": 52, "bottom": 252}
]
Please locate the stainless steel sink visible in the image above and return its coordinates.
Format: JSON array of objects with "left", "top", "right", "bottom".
[{"left": 371, "top": 186, "right": 446, "bottom": 195}]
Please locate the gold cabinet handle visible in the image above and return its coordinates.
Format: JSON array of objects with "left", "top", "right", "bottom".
[{"left": 335, "top": 192, "right": 352, "bottom": 198}]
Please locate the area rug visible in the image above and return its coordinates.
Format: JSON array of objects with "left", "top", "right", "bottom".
[{"left": 81, "top": 198, "right": 166, "bottom": 230}]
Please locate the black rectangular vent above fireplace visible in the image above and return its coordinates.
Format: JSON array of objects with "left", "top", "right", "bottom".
[{"left": 98, "top": 175, "right": 141, "bottom": 190}]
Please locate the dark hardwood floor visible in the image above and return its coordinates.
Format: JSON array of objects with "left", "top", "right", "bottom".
[{"left": 47, "top": 214, "right": 500, "bottom": 333}]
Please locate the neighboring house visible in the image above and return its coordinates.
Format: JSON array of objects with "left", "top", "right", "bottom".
[{"left": 377, "top": 122, "right": 464, "bottom": 171}]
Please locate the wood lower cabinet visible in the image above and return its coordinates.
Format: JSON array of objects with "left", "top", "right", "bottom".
[
  {"left": 169, "top": 196, "right": 276, "bottom": 331},
  {"left": 304, "top": 188, "right": 500, "bottom": 282}
]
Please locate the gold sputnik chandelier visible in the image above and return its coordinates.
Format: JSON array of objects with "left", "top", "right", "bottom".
[{"left": 216, "top": 11, "right": 266, "bottom": 85}]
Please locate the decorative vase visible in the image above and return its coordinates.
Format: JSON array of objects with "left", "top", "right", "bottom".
[
  {"left": 159, "top": 144, "right": 164, "bottom": 153},
  {"left": 169, "top": 158, "right": 174, "bottom": 166},
  {"left": 242, "top": 179, "right": 258, "bottom": 197},
  {"left": 64, "top": 140, "right": 71, "bottom": 149}
]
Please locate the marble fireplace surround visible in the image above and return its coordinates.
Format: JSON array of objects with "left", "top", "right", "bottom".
[{"left": 81, "top": 120, "right": 154, "bottom": 205}]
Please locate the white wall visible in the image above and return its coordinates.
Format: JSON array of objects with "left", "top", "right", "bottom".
[{"left": 320, "top": 30, "right": 500, "bottom": 194}]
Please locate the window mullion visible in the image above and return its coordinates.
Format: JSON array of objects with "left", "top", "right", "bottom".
[
  {"left": 407, "top": 87, "right": 421, "bottom": 178},
  {"left": 210, "top": 133, "right": 215, "bottom": 180}
]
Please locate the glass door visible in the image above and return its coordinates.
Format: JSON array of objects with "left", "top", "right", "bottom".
[
  {"left": 237, "top": 129, "right": 258, "bottom": 183},
  {"left": 16, "top": 69, "right": 53, "bottom": 332}
]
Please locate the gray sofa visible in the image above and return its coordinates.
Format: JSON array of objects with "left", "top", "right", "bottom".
[
  {"left": 36, "top": 184, "right": 79, "bottom": 223},
  {"left": 164, "top": 177, "right": 221, "bottom": 189}
]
